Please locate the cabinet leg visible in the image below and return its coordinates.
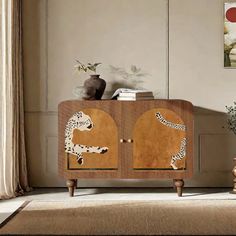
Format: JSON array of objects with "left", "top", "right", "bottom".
[
  {"left": 74, "top": 179, "right": 78, "bottom": 189},
  {"left": 66, "top": 179, "right": 76, "bottom": 197},
  {"left": 174, "top": 179, "right": 184, "bottom": 197},
  {"left": 173, "top": 179, "right": 176, "bottom": 189}
]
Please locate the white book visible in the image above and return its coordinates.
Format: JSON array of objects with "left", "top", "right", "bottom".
[
  {"left": 119, "top": 92, "right": 153, "bottom": 97},
  {"left": 117, "top": 96, "right": 154, "bottom": 101},
  {"left": 111, "top": 88, "right": 153, "bottom": 99}
]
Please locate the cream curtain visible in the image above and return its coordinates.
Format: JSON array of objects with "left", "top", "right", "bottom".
[{"left": 0, "top": 0, "right": 30, "bottom": 199}]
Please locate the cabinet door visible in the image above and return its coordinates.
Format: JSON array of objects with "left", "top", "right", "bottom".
[
  {"left": 133, "top": 108, "right": 187, "bottom": 170},
  {"left": 122, "top": 100, "right": 193, "bottom": 178},
  {"left": 64, "top": 108, "right": 118, "bottom": 170}
]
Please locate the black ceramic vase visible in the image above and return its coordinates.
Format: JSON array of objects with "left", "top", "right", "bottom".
[{"left": 83, "top": 74, "right": 106, "bottom": 100}]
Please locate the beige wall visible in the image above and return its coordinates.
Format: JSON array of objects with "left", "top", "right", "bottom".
[
  {"left": 169, "top": 0, "right": 236, "bottom": 112},
  {"left": 23, "top": 0, "right": 236, "bottom": 187}
]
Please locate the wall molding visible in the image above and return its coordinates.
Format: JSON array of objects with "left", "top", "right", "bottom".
[
  {"left": 24, "top": 111, "right": 57, "bottom": 115},
  {"left": 167, "top": 0, "right": 170, "bottom": 99},
  {"left": 199, "top": 133, "right": 236, "bottom": 173},
  {"left": 45, "top": 135, "right": 58, "bottom": 175},
  {"left": 45, "top": 0, "right": 49, "bottom": 111}
]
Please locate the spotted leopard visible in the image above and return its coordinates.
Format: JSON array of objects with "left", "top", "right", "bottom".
[
  {"left": 65, "top": 111, "right": 108, "bottom": 165},
  {"left": 155, "top": 112, "right": 186, "bottom": 169}
]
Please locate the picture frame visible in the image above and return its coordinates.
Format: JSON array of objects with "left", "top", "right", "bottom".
[{"left": 224, "top": 2, "right": 236, "bottom": 67}]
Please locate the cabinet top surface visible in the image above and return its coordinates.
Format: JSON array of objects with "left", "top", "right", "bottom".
[{"left": 59, "top": 99, "right": 193, "bottom": 107}]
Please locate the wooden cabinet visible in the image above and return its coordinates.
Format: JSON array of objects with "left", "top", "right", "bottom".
[{"left": 58, "top": 99, "right": 193, "bottom": 197}]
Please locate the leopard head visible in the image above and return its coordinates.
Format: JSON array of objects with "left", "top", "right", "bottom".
[{"left": 72, "top": 111, "right": 94, "bottom": 131}]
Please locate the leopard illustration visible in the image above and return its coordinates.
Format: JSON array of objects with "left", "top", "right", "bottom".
[
  {"left": 155, "top": 112, "right": 186, "bottom": 169},
  {"left": 65, "top": 111, "right": 108, "bottom": 165},
  {"left": 170, "top": 138, "right": 186, "bottom": 170}
]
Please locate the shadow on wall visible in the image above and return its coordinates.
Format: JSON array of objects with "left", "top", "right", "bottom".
[{"left": 189, "top": 106, "right": 235, "bottom": 187}]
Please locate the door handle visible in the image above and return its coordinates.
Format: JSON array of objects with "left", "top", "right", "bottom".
[
  {"left": 120, "top": 139, "right": 126, "bottom": 143},
  {"left": 127, "top": 139, "right": 133, "bottom": 143}
]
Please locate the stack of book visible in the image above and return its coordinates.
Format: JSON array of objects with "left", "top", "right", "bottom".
[{"left": 117, "top": 89, "right": 154, "bottom": 101}]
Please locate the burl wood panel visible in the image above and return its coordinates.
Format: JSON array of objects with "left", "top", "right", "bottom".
[
  {"left": 133, "top": 108, "right": 186, "bottom": 169},
  {"left": 58, "top": 100, "right": 122, "bottom": 179},
  {"left": 123, "top": 100, "right": 193, "bottom": 179},
  {"left": 68, "top": 108, "right": 118, "bottom": 169}
]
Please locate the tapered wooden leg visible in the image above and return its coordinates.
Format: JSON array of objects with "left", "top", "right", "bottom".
[
  {"left": 66, "top": 179, "right": 76, "bottom": 197},
  {"left": 174, "top": 179, "right": 184, "bottom": 197},
  {"left": 74, "top": 179, "right": 78, "bottom": 189},
  {"left": 173, "top": 179, "right": 176, "bottom": 189}
]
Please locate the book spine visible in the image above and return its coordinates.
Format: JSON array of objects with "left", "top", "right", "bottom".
[
  {"left": 119, "top": 93, "right": 153, "bottom": 97},
  {"left": 117, "top": 96, "right": 154, "bottom": 101},
  {"left": 117, "top": 97, "right": 136, "bottom": 101}
]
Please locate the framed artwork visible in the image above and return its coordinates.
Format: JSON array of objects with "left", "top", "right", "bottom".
[{"left": 224, "top": 3, "right": 236, "bottom": 67}]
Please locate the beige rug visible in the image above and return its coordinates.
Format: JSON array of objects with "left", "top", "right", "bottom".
[{"left": 1, "top": 200, "right": 236, "bottom": 235}]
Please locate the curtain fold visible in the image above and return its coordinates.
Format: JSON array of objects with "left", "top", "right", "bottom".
[{"left": 0, "top": 0, "right": 30, "bottom": 199}]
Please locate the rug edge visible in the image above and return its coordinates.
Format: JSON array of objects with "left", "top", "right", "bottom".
[{"left": 0, "top": 201, "right": 30, "bottom": 229}]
